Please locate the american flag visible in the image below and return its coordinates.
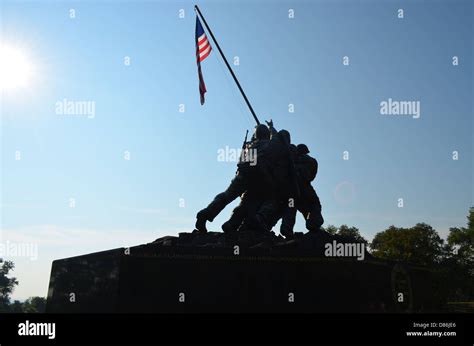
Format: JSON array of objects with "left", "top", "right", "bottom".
[{"left": 195, "top": 16, "right": 212, "bottom": 105}]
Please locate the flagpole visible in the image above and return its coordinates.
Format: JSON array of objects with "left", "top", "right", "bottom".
[{"left": 194, "top": 5, "right": 260, "bottom": 126}]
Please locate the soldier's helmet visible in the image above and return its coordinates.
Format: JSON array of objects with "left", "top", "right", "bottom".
[
  {"left": 297, "top": 144, "right": 310, "bottom": 155},
  {"left": 278, "top": 130, "right": 291, "bottom": 145},
  {"left": 254, "top": 124, "right": 270, "bottom": 140}
]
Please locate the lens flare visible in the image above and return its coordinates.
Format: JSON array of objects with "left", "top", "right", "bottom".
[{"left": 0, "top": 44, "right": 33, "bottom": 90}]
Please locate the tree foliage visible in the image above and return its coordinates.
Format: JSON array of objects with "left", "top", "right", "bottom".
[
  {"left": 370, "top": 223, "right": 444, "bottom": 266},
  {"left": 323, "top": 224, "right": 368, "bottom": 244},
  {"left": 447, "top": 207, "right": 474, "bottom": 267},
  {"left": 0, "top": 259, "right": 46, "bottom": 312},
  {"left": 21, "top": 296, "right": 47, "bottom": 313},
  {"left": 0, "top": 259, "right": 19, "bottom": 312},
  {"left": 369, "top": 209, "right": 474, "bottom": 300},
  {"left": 442, "top": 208, "right": 474, "bottom": 299}
]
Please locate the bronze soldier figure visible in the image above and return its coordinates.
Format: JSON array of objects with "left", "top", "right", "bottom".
[{"left": 194, "top": 124, "right": 271, "bottom": 233}]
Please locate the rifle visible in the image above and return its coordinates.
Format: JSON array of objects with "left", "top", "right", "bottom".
[
  {"left": 242, "top": 129, "right": 249, "bottom": 149},
  {"left": 237, "top": 130, "right": 249, "bottom": 173}
]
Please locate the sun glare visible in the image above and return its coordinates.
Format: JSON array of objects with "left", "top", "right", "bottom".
[{"left": 0, "top": 44, "right": 33, "bottom": 90}]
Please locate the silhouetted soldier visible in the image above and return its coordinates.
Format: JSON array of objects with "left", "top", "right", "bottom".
[
  {"left": 195, "top": 124, "right": 271, "bottom": 233},
  {"left": 248, "top": 122, "right": 299, "bottom": 232},
  {"left": 278, "top": 143, "right": 324, "bottom": 238},
  {"left": 221, "top": 134, "right": 273, "bottom": 233},
  {"left": 278, "top": 144, "right": 299, "bottom": 237},
  {"left": 221, "top": 172, "right": 270, "bottom": 233},
  {"left": 221, "top": 120, "right": 298, "bottom": 234}
]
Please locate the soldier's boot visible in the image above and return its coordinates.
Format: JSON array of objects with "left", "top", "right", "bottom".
[
  {"left": 280, "top": 207, "right": 296, "bottom": 239},
  {"left": 195, "top": 210, "right": 209, "bottom": 233},
  {"left": 222, "top": 220, "right": 238, "bottom": 234},
  {"left": 251, "top": 198, "right": 279, "bottom": 234},
  {"left": 195, "top": 193, "right": 232, "bottom": 233},
  {"left": 305, "top": 193, "right": 324, "bottom": 233},
  {"left": 222, "top": 204, "right": 247, "bottom": 234},
  {"left": 280, "top": 226, "right": 294, "bottom": 239},
  {"left": 306, "top": 210, "right": 324, "bottom": 233}
]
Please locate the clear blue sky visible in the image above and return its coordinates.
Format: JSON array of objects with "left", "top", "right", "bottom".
[{"left": 1, "top": 0, "right": 472, "bottom": 300}]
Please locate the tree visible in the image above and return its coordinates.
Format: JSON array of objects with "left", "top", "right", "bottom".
[
  {"left": 0, "top": 259, "right": 19, "bottom": 312},
  {"left": 9, "top": 300, "right": 24, "bottom": 313},
  {"left": 22, "top": 297, "right": 47, "bottom": 313},
  {"left": 337, "top": 225, "right": 368, "bottom": 244},
  {"left": 323, "top": 225, "right": 338, "bottom": 235},
  {"left": 447, "top": 207, "right": 474, "bottom": 267},
  {"left": 442, "top": 208, "right": 474, "bottom": 300},
  {"left": 370, "top": 223, "right": 444, "bottom": 265},
  {"left": 323, "top": 225, "right": 368, "bottom": 244}
]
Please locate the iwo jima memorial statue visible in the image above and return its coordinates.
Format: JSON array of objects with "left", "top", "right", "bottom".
[{"left": 46, "top": 6, "right": 444, "bottom": 313}]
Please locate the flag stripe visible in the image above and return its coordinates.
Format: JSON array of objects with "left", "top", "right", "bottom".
[
  {"left": 198, "top": 34, "right": 207, "bottom": 46},
  {"left": 199, "top": 45, "right": 211, "bottom": 60},
  {"left": 199, "top": 41, "right": 210, "bottom": 54},
  {"left": 200, "top": 48, "right": 211, "bottom": 61},
  {"left": 199, "top": 40, "right": 209, "bottom": 50}
]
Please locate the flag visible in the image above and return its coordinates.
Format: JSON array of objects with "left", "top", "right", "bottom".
[{"left": 195, "top": 16, "right": 212, "bottom": 105}]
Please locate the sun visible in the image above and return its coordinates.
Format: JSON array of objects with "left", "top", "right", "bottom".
[{"left": 0, "top": 44, "right": 33, "bottom": 90}]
